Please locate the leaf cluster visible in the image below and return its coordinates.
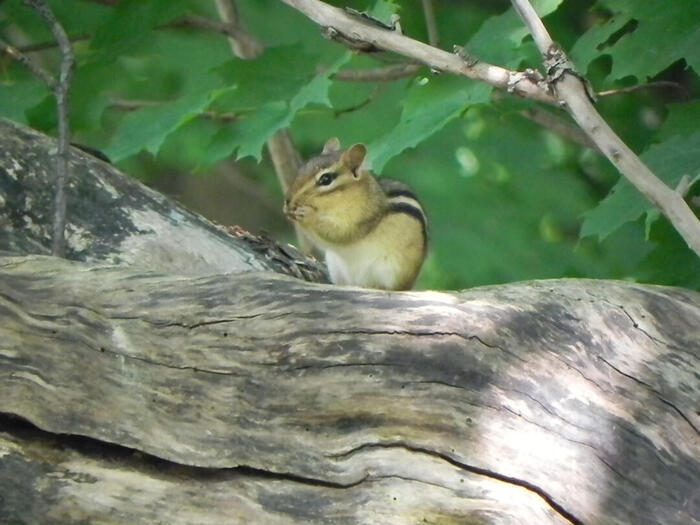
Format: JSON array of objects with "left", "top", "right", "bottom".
[{"left": 1, "top": 0, "right": 698, "bottom": 289}]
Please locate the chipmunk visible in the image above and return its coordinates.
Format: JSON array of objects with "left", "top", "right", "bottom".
[{"left": 283, "top": 138, "right": 427, "bottom": 290}]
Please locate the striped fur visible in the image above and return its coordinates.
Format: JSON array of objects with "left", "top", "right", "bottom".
[
  {"left": 380, "top": 178, "right": 427, "bottom": 246},
  {"left": 284, "top": 141, "right": 428, "bottom": 290}
]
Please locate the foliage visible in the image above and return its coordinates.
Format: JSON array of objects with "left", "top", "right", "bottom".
[{"left": 0, "top": 0, "right": 698, "bottom": 289}]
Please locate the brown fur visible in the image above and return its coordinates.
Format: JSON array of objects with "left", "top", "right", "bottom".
[{"left": 284, "top": 139, "right": 427, "bottom": 290}]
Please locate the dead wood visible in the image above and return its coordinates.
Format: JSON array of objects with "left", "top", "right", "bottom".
[{"left": 0, "top": 119, "right": 698, "bottom": 525}]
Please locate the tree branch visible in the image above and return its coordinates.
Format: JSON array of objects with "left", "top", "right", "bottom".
[
  {"left": 211, "top": 0, "right": 313, "bottom": 252},
  {"left": 421, "top": 0, "right": 439, "bottom": 47},
  {"left": 23, "top": 0, "right": 75, "bottom": 258},
  {"left": 15, "top": 32, "right": 90, "bottom": 53},
  {"left": 510, "top": 0, "right": 700, "bottom": 258},
  {"left": 0, "top": 38, "right": 55, "bottom": 86},
  {"left": 213, "top": 0, "right": 263, "bottom": 59},
  {"left": 519, "top": 106, "right": 598, "bottom": 151},
  {"left": 278, "top": 0, "right": 556, "bottom": 105},
  {"left": 333, "top": 63, "right": 421, "bottom": 82},
  {"left": 597, "top": 80, "right": 688, "bottom": 99},
  {"left": 109, "top": 97, "right": 241, "bottom": 123}
]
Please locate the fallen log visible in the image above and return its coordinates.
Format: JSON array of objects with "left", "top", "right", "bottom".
[{"left": 0, "top": 119, "right": 698, "bottom": 525}]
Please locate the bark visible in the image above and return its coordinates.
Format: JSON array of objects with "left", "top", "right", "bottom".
[
  {"left": 0, "top": 117, "right": 325, "bottom": 281},
  {"left": 0, "top": 119, "right": 699, "bottom": 525}
]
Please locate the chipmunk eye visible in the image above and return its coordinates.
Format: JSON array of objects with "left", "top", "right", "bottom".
[{"left": 317, "top": 172, "right": 338, "bottom": 186}]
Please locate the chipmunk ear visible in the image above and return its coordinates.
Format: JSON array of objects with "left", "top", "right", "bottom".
[
  {"left": 342, "top": 143, "right": 367, "bottom": 175},
  {"left": 322, "top": 137, "right": 341, "bottom": 154}
]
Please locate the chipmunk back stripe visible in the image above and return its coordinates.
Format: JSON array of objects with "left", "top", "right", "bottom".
[
  {"left": 384, "top": 188, "right": 418, "bottom": 201},
  {"left": 388, "top": 202, "right": 427, "bottom": 241},
  {"left": 387, "top": 193, "right": 426, "bottom": 222}
]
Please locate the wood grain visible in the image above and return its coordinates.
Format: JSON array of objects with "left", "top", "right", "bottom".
[{"left": 1, "top": 254, "right": 698, "bottom": 524}]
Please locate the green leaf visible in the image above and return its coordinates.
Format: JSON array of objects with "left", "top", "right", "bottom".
[
  {"left": 368, "top": 77, "right": 491, "bottom": 173},
  {"left": 606, "top": 0, "right": 700, "bottom": 81},
  {"left": 69, "top": 62, "right": 113, "bottom": 133},
  {"left": 207, "top": 101, "right": 287, "bottom": 164},
  {"left": 0, "top": 75, "right": 50, "bottom": 124},
  {"left": 570, "top": 13, "right": 631, "bottom": 73},
  {"left": 1, "top": 0, "right": 111, "bottom": 37},
  {"left": 106, "top": 88, "right": 230, "bottom": 162},
  {"left": 91, "top": 0, "right": 189, "bottom": 60},
  {"left": 214, "top": 45, "right": 320, "bottom": 110},
  {"left": 467, "top": 0, "right": 564, "bottom": 68},
  {"left": 368, "top": 0, "right": 400, "bottom": 22},
  {"left": 657, "top": 101, "right": 700, "bottom": 141},
  {"left": 581, "top": 131, "right": 700, "bottom": 241},
  {"left": 25, "top": 94, "right": 57, "bottom": 131},
  {"left": 574, "top": 0, "right": 700, "bottom": 82},
  {"left": 205, "top": 51, "right": 351, "bottom": 164},
  {"left": 637, "top": 219, "right": 700, "bottom": 289}
]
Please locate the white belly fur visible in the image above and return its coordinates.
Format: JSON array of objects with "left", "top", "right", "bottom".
[{"left": 324, "top": 235, "right": 401, "bottom": 290}]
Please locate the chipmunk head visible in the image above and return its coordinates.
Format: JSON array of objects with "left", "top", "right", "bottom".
[{"left": 284, "top": 138, "right": 385, "bottom": 245}]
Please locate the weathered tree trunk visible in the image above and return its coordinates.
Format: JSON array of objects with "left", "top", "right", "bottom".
[
  {"left": 1, "top": 119, "right": 698, "bottom": 525},
  {"left": 0, "top": 117, "right": 325, "bottom": 281}
]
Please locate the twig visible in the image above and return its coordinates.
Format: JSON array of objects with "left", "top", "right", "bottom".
[
  {"left": 674, "top": 175, "right": 695, "bottom": 198},
  {"left": 16, "top": 32, "right": 90, "bottom": 53},
  {"left": 279, "top": 0, "right": 555, "bottom": 105},
  {"left": 510, "top": 0, "right": 700, "bottom": 257},
  {"left": 166, "top": 13, "right": 261, "bottom": 56},
  {"left": 110, "top": 98, "right": 241, "bottom": 122},
  {"left": 213, "top": 0, "right": 312, "bottom": 252},
  {"left": 168, "top": 14, "right": 235, "bottom": 37},
  {"left": 16, "top": 12, "right": 267, "bottom": 54},
  {"left": 333, "top": 63, "right": 420, "bottom": 82},
  {"left": 421, "top": 0, "right": 439, "bottom": 47},
  {"left": 333, "top": 86, "right": 381, "bottom": 117},
  {"left": 519, "top": 106, "right": 598, "bottom": 151},
  {"left": 0, "top": 38, "right": 55, "bottom": 86},
  {"left": 598, "top": 81, "right": 688, "bottom": 98},
  {"left": 266, "top": 130, "right": 301, "bottom": 195},
  {"left": 213, "top": 0, "right": 263, "bottom": 59},
  {"left": 23, "top": 0, "right": 75, "bottom": 258},
  {"left": 109, "top": 98, "right": 162, "bottom": 109},
  {"left": 333, "top": 97, "right": 372, "bottom": 116},
  {"left": 13, "top": 13, "right": 261, "bottom": 54}
]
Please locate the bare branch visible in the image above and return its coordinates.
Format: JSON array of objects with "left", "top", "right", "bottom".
[
  {"left": 510, "top": 0, "right": 552, "bottom": 50},
  {"left": 519, "top": 106, "right": 598, "bottom": 151},
  {"left": 675, "top": 175, "right": 697, "bottom": 198},
  {"left": 510, "top": 0, "right": 700, "bottom": 257},
  {"left": 109, "top": 98, "right": 161, "bottom": 110},
  {"left": 333, "top": 87, "right": 380, "bottom": 117},
  {"left": 211, "top": 0, "right": 312, "bottom": 253},
  {"left": 23, "top": 0, "right": 75, "bottom": 258},
  {"left": 421, "top": 0, "right": 439, "bottom": 47},
  {"left": 333, "top": 63, "right": 421, "bottom": 82},
  {"left": 16, "top": 33, "right": 90, "bottom": 53},
  {"left": 213, "top": 0, "right": 263, "bottom": 59},
  {"left": 266, "top": 130, "right": 301, "bottom": 196},
  {"left": 13, "top": 13, "right": 262, "bottom": 55},
  {"left": 598, "top": 81, "right": 688, "bottom": 98},
  {"left": 167, "top": 14, "right": 235, "bottom": 37},
  {"left": 16, "top": 12, "right": 268, "bottom": 54},
  {"left": 110, "top": 98, "right": 241, "bottom": 123},
  {"left": 279, "top": 0, "right": 556, "bottom": 105},
  {"left": 0, "top": 38, "right": 55, "bottom": 86}
]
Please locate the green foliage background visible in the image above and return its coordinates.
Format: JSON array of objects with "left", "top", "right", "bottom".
[{"left": 1, "top": 0, "right": 698, "bottom": 289}]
